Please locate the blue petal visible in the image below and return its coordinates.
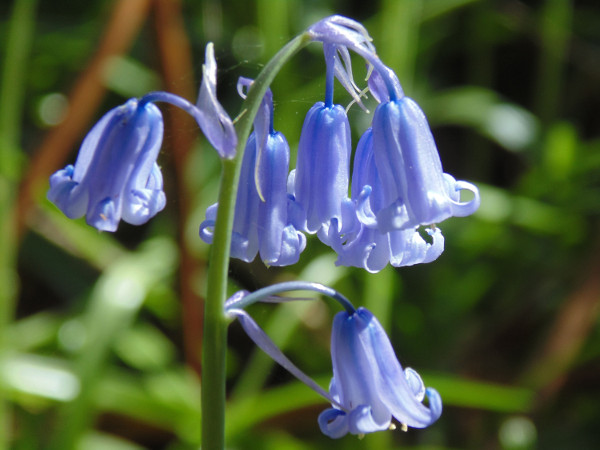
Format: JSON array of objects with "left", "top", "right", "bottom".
[
  {"left": 353, "top": 308, "right": 442, "bottom": 428},
  {"left": 48, "top": 165, "right": 86, "bottom": 219},
  {"left": 367, "top": 64, "right": 404, "bottom": 103},
  {"left": 389, "top": 226, "right": 445, "bottom": 267},
  {"left": 308, "top": 16, "right": 376, "bottom": 57},
  {"left": 348, "top": 404, "right": 391, "bottom": 435},
  {"left": 198, "top": 203, "right": 218, "bottom": 244},
  {"left": 319, "top": 218, "right": 388, "bottom": 274},
  {"left": 329, "top": 311, "right": 392, "bottom": 430},
  {"left": 404, "top": 367, "right": 426, "bottom": 402},
  {"left": 258, "top": 131, "right": 306, "bottom": 266},
  {"left": 271, "top": 224, "right": 306, "bottom": 266},
  {"left": 237, "top": 77, "right": 273, "bottom": 199}
]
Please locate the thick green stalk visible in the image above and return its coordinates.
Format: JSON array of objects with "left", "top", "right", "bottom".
[
  {"left": 0, "top": 0, "right": 38, "bottom": 448},
  {"left": 201, "top": 32, "right": 311, "bottom": 450}
]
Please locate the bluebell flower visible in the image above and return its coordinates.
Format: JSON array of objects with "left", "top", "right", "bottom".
[
  {"left": 288, "top": 102, "right": 353, "bottom": 234},
  {"left": 288, "top": 44, "right": 359, "bottom": 235},
  {"left": 224, "top": 284, "right": 442, "bottom": 439},
  {"left": 318, "top": 307, "right": 442, "bottom": 438},
  {"left": 199, "top": 79, "right": 305, "bottom": 266},
  {"left": 319, "top": 128, "right": 444, "bottom": 273},
  {"left": 47, "top": 98, "right": 165, "bottom": 232},
  {"left": 369, "top": 94, "right": 480, "bottom": 232}
]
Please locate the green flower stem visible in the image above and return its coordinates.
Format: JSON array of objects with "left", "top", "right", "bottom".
[{"left": 201, "top": 32, "right": 312, "bottom": 450}]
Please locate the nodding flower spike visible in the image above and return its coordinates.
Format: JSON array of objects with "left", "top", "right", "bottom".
[
  {"left": 370, "top": 96, "right": 480, "bottom": 232},
  {"left": 196, "top": 43, "right": 237, "bottom": 159},
  {"left": 199, "top": 81, "right": 305, "bottom": 266},
  {"left": 318, "top": 308, "right": 442, "bottom": 438},
  {"left": 47, "top": 98, "right": 165, "bottom": 232}
]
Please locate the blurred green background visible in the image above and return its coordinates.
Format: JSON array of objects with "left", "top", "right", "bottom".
[{"left": 1, "top": 0, "right": 599, "bottom": 449}]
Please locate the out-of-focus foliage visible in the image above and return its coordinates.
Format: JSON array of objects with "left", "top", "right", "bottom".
[{"left": 1, "top": 0, "right": 599, "bottom": 449}]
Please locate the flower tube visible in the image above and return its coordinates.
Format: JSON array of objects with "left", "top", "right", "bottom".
[
  {"left": 47, "top": 98, "right": 165, "bottom": 231},
  {"left": 289, "top": 44, "right": 355, "bottom": 234},
  {"left": 371, "top": 95, "right": 480, "bottom": 232},
  {"left": 321, "top": 128, "right": 444, "bottom": 272},
  {"left": 318, "top": 307, "right": 442, "bottom": 438},
  {"left": 200, "top": 80, "right": 305, "bottom": 266}
]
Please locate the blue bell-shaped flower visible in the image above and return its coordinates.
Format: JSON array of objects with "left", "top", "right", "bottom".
[
  {"left": 289, "top": 44, "right": 359, "bottom": 235},
  {"left": 320, "top": 128, "right": 444, "bottom": 273},
  {"left": 47, "top": 98, "right": 165, "bottom": 232},
  {"left": 369, "top": 86, "right": 480, "bottom": 233},
  {"left": 318, "top": 307, "right": 442, "bottom": 438},
  {"left": 199, "top": 80, "right": 305, "bottom": 266},
  {"left": 224, "top": 283, "right": 442, "bottom": 440},
  {"left": 288, "top": 101, "right": 352, "bottom": 234}
]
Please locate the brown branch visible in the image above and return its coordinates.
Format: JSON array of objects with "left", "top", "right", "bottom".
[
  {"left": 152, "top": 0, "right": 204, "bottom": 377},
  {"left": 17, "top": 0, "right": 152, "bottom": 236}
]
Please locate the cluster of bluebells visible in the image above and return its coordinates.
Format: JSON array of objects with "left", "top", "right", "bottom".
[
  {"left": 47, "top": 15, "right": 480, "bottom": 440},
  {"left": 198, "top": 17, "right": 480, "bottom": 272}
]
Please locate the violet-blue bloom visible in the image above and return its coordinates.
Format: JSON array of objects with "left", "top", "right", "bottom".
[
  {"left": 318, "top": 307, "right": 442, "bottom": 438},
  {"left": 288, "top": 43, "right": 361, "bottom": 236},
  {"left": 368, "top": 80, "right": 480, "bottom": 232},
  {"left": 288, "top": 101, "right": 352, "bottom": 234},
  {"left": 200, "top": 81, "right": 305, "bottom": 266},
  {"left": 47, "top": 98, "right": 165, "bottom": 232},
  {"left": 320, "top": 128, "right": 444, "bottom": 273},
  {"left": 224, "top": 285, "right": 441, "bottom": 439}
]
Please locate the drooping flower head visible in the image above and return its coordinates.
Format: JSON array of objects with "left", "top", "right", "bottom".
[
  {"left": 319, "top": 307, "right": 442, "bottom": 438},
  {"left": 319, "top": 128, "right": 444, "bottom": 272},
  {"left": 47, "top": 98, "right": 165, "bottom": 232},
  {"left": 199, "top": 79, "right": 305, "bottom": 266},
  {"left": 369, "top": 90, "right": 481, "bottom": 232},
  {"left": 288, "top": 42, "right": 359, "bottom": 235},
  {"left": 224, "top": 283, "right": 442, "bottom": 439},
  {"left": 288, "top": 101, "right": 352, "bottom": 234}
]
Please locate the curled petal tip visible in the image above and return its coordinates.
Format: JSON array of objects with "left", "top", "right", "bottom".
[
  {"left": 318, "top": 408, "right": 348, "bottom": 439},
  {"left": 425, "top": 388, "right": 443, "bottom": 425},
  {"left": 450, "top": 179, "right": 481, "bottom": 217}
]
